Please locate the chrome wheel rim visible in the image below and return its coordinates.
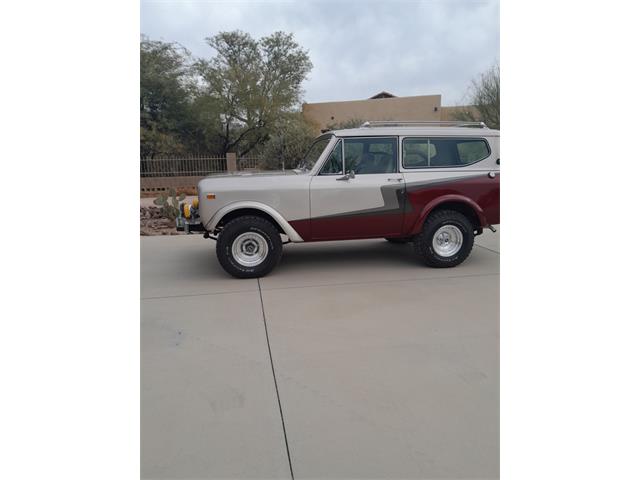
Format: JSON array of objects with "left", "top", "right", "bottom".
[
  {"left": 432, "top": 225, "right": 463, "bottom": 257},
  {"left": 231, "top": 232, "right": 269, "bottom": 267}
]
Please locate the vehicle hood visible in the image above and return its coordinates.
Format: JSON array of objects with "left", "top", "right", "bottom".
[{"left": 198, "top": 169, "right": 311, "bottom": 195}]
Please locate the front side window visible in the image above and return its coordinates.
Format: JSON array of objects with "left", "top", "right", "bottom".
[
  {"left": 402, "top": 137, "right": 490, "bottom": 168},
  {"left": 344, "top": 137, "right": 397, "bottom": 174},
  {"left": 319, "top": 140, "right": 343, "bottom": 175}
]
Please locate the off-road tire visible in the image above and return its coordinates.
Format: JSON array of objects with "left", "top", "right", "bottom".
[
  {"left": 216, "top": 215, "right": 283, "bottom": 278},
  {"left": 413, "top": 210, "right": 474, "bottom": 267},
  {"left": 385, "top": 237, "right": 411, "bottom": 244}
]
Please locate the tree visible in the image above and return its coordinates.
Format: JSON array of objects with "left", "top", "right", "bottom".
[
  {"left": 259, "top": 112, "right": 317, "bottom": 170},
  {"left": 454, "top": 64, "right": 500, "bottom": 129},
  {"left": 195, "top": 31, "right": 313, "bottom": 156},
  {"left": 140, "top": 36, "right": 194, "bottom": 157}
]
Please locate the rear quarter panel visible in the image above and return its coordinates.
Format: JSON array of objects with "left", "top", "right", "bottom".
[{"left": 400, "top": 135, "right": 500, "bottom": 234}]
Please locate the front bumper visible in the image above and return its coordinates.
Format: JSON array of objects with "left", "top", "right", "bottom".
[
  {"left": 176, "top": 216, "right": 205, "bottom": 233},
  {"left": 176, "top": 201, "right": 205, "bottom": 234}
]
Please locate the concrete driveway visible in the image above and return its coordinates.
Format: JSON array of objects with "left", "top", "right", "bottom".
[{"left": 141, "top": 228, "right": 499, "bottom": 479}]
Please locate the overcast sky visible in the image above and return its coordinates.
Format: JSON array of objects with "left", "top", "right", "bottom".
[{"left": 141, "top": 0, "right": 499, "bottom": 105}]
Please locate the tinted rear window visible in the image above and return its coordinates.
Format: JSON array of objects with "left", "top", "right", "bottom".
[{"left": 403, "top": 137, "right": 490, "bottom": 168}]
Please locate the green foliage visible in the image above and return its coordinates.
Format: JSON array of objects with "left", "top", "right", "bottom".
[
  {"left": 140, "top": 36, "right": 196, "bottom": 158},
  {"left": 153, "top": 188, "right": 187, "bottom": 220},
  {"left": 140, "top": 31, "right": 313, "bottom": 159},
  {"left": 259, "top": 112, "right": 317, "bottom": 170},
  {"left": 194, "top": 30, "right": 313, "bottom": 156},
  {"left": 140, "top": 127, "right": 187, "bottom": 158},
  {"left": 453, "top": 63, "right": 500, "bottom": 129}
]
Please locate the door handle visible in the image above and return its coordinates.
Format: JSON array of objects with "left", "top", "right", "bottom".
[{"left": 387, "top": 178, "right": 403, "bottom": 182}]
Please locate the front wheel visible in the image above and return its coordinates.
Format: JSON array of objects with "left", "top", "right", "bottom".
[
  {"left": 216, "top": 216, "right": 282, "bottom": 278},
  {"left": 413, "top": 210, "right": 474, "bottom": 267}
]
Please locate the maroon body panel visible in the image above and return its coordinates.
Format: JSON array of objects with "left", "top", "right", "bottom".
[
  {"left": 290, "top": 174, "right": 499, "bottom": 242},
  {"left": 307, "top": 213, "right": 404, "bottom": 241},
  {"left": 289, "top": 218, "right": 311, "bottom": 241},
  {"left": 404, "top": 174, "right": 500, "bottom": 235}
]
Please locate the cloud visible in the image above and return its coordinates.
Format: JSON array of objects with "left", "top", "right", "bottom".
[{"left": 141, "top": 0, "right": 499, "bottom": 104}]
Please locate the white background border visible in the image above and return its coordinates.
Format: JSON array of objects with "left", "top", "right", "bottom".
[
  {"left": 502, "top": 0, "right": 640, "bottom": 478},
  {"left": 2, "top": 0, "right": 640, "bottom": 478},
  {"left": 2, "top": 0, "right": 140, "bottom": 478}
]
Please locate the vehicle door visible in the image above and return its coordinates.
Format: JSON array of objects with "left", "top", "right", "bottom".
[{"left": 309, "top": 136, "right": 405, "bottom": 240}]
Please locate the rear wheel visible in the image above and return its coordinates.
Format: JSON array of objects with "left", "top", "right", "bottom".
[
  {"left": 216, "top": 216, "right": 282, "bottom": 278},
  {"left": 413, "top": 210, "right": 474, "bottom": 267}
]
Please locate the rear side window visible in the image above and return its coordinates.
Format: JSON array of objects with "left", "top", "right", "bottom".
[
  {"left": 402, "top": 137, "right": 490, "bottom": 168},
  {"left": 456, "top": 139, "right": 491, "bottom": 164}
]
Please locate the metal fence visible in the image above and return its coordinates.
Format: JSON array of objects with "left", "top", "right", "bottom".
[
  {"left": 140, "top": 155, "right": 262, "bottom": 177},
  {"left": 237, "top": 157, "right": 260, "bottom": 170},
  {"left": 140, "top": 156, "right": 227, "bottom": 177},
  {"left": 140, "top": 154, "right": 263, "bottom": 193}
]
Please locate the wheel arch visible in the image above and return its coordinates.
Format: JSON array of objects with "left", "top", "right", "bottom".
[
  {"left": 206, "top": 201, "right": 305, "bottom": 242},
  {"left": 409, "top": 195, "right": 487, "bottom": 235}
]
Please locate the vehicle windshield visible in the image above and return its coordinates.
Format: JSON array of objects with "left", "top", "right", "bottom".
[{"left": 297, "top": 135, "right": 332, "bottom": 171}]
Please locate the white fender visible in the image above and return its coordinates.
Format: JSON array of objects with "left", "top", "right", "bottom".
[{"left": 206, "top": 201, "right": 305, "bottom": 243}]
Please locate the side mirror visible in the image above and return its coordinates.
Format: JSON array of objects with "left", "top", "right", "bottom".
[
  {"left": 348, "top": 170, "right": 355, "bottom": 179},
  {"left": 496, "top": 158, "right": 500, "bottom": 165}
]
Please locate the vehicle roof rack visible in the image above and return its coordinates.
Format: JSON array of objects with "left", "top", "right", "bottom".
[{"left": 360, "top": 120, "right": 487, "bottom": 129}]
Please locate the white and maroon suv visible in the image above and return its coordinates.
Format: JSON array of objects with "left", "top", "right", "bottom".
[{"left": 177, "top": 121, "right": 500, "bottom": 278}]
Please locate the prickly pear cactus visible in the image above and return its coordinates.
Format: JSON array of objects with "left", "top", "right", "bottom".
[{"left": 153, "top": 188, "right": 187, "bottom": 220}]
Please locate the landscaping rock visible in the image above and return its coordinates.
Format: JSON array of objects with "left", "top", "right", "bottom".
[{"left": 140, "top": 206, "right": 182, "bottom": 236}]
